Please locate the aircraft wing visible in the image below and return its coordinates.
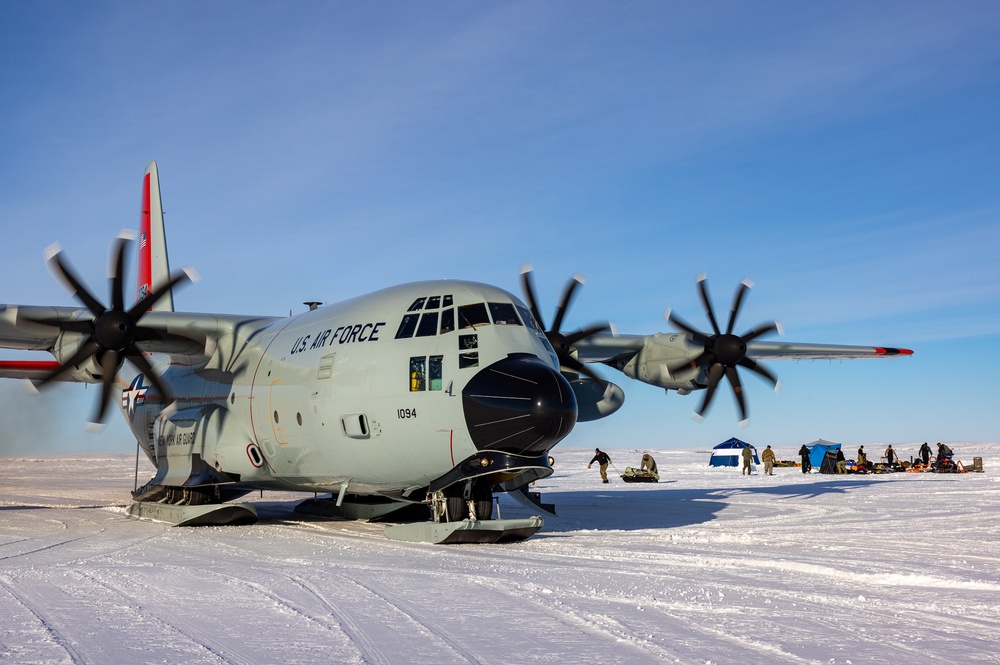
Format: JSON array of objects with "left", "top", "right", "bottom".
[
  {"left": 572, "top": 330, "right": 911, "bottom": 422},
  {"left": 0, "top": 305, "right": 278, "bottom": 382},
  {"left": 574, "top": 332, "right": 911, "bottom": 363},
  {"left": 744, "top": 340, "right": 912, "bottom": 360}
]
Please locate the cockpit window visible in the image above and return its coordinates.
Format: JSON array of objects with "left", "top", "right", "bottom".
[
  {"left": 488, "top": 302, "right": 521, "bottom": 325},
  {"left": 458, "top": 303, "right": 490, "bottom": 329},
  {"left": 443, "top": 295, "right": 453, "bottom": 307},
  {"left": 407, "top": 297, "right": 426, "bottom": 312},
  {"left": 515, "top": 304, "right": 539, "bottom": 332},
  {"left": 395, "top": 313, "right": 420, "bottom": 339},
  {"left": 415, "top": 311, "right": 439, "bottom": 337},
  {"left": 440, "top": 308, "right": 455, "bottom": 334},
  {"left": 426, "top": 296, "right": 441, "bottom": 309}
]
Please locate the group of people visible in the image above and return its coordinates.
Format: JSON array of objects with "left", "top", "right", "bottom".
[
  {"left": 587, "top": 442, "right": 959, "bottom": 483},
  {"left": 795, "top": 442, "right": 956, "bottom": 474}
]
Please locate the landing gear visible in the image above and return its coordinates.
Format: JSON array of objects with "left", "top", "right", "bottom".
[
  {"left": 443, "top": 480, "right": 493, "bottom": 522},
  {"left": 386, "top": 479, "right": 540, "bottom": 543}
]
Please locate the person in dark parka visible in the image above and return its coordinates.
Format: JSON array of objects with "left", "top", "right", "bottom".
[
  {"left": 588, "top": 448, "right": 612, "bottom": 483},
  {"left": 798, "top": 445, "right": 811, "bottom": 473}
]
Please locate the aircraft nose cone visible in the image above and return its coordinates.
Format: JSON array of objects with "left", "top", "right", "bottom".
[{"left": 462, "top": 354, "right": 577, "bottom": 455}]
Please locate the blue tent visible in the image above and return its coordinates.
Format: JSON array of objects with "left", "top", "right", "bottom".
[
  {"left": 709, "top": 438, "right": 760, "bottom": 467},
  {"left": 805, "top": 439, "right": 842, "bottom": 468}
]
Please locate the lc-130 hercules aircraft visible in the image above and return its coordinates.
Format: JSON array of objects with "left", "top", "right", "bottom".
[{"left": 0, "top": 163, "right": 912, "bottom": 543}]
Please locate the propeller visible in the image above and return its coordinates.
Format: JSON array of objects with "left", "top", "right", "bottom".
[
  {"left": 666, "top": 275, "right": 781, "bottom": 424},
  {"left": 519, "top": 265, "right": 610, "bottom": 386},
  {"left": 24, "top": 231, "right": 193, "bottom": 427}
]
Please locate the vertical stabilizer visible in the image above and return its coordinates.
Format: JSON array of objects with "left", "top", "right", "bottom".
[{"left": 137, "top": 161, "right": 174, "bottom": 311}]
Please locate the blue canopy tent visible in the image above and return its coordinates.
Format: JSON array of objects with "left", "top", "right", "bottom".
[
  {"left": 709, "top": 438, "right": 760, "bottom": 467},
  {"left": 805, "top": 439, "right": 842, "bottom": 468}
]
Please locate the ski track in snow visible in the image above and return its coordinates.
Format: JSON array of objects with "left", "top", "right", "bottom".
[{"left": 2, "top": 445, "right": 1000, "bottom": 664}]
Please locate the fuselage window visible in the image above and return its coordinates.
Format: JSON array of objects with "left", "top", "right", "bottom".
[
  {"left": 459, "top": 352, "right": 479, "bottom": 369},
  {"left": 488, "top": 302, "right": 521, "bottom": 325},
  {"left": 426, "top": 295, "right": 441, "bottom": 309},
  {"left": 407, "top": 297, "right": 426, "bottom": 312},
  {"left": 416, "top": 311, "right": 439, "bottom": 337},
  {"left": 429, "top": 355, "right": 443, "bottom": 390},
  {"left": 395, "top": 313, "right": 420, "bottom": 339},
  {"left": 460, "top": 334, "right": 478, "bottom": 350},
  {"left": 440, "top": 308, "right": 455, "bottom": 334},
  {"left": 458, "top": 303, "right": 489, "bottom": 329},
  {"left": 409, "top": 356, "right": 426, "bottom": 391}
]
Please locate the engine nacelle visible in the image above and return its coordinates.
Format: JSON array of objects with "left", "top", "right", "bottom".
[
  {"left": 610, "top": 332, "right": 705, "bottom": 392},
  {"left": 51, "top": 332, "right": 106, "bottom": 383},
  {"left": 569, "top": 378, "right": 625, "bottom": 422}
]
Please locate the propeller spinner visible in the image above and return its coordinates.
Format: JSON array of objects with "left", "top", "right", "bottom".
[
  {"left": 519, "top": 266, "right": 610, "bottom": 386},
  {"left": 666, "top": 275, "right": 781, "bottom": 424},
  {"left": 25, "top": 232, "right": 192, "bottom": 427}
]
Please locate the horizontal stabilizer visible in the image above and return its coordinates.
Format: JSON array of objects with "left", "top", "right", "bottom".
[{"left": 0, "top": 360, "right": 62, "bottom": 380}]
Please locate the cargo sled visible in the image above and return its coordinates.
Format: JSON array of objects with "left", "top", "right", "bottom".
[{"left": 621, "top": 466, "right": 659, "bottom": 483}]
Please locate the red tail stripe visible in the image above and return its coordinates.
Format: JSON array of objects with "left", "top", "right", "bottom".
[{"left": 137, "top": 171, "right": 153, "bottom": 301}]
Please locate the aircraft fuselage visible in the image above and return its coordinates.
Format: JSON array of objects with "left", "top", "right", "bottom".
[{"left": 123, "top": 279, "right": 575, "bottom": 501}]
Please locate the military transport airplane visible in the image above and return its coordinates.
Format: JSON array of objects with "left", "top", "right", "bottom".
[{"left": 0, "top": 162, "right": 912, "bottom": 543}]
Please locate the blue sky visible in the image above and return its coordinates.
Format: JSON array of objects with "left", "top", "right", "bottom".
[{"left": 1, "top": 2, "right": 998, "bottom": 454}]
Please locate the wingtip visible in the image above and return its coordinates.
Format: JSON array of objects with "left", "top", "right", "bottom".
[{"left": 874, "top": 347, "right": 914, "bottom": 357}]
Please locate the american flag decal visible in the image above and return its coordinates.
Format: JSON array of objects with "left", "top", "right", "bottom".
[{"left": 139, "top": 232, "right": 147, "bottom": 249}]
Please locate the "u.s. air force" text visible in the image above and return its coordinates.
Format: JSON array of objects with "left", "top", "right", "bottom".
[{"left": 289, "top": 322, "right": 386, "bottom": 354}]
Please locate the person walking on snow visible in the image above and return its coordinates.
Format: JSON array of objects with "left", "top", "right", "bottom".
[
  {"left": 884, "top": 444, "right": 896, "bottom": 466},
  {"left": 761, "top": 445, "right": 776, "bottom": 475},
  {"left": 799, "top": 444, "right": 811, "bottom": 473},
  {"left": 741, "top": 444, "right": 754, "bottom": 475},
  {"left": 588, "top": 448, "right": 612, "bottom": 483}
]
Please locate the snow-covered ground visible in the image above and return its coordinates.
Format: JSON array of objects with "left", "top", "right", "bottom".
[{"left": 2, "top": 443, "right": 999, "bottom": 664}]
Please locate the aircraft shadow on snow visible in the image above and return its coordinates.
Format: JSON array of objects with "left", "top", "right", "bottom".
[{"left": 514, "top": 478, "right": 887, "bottom": 534}]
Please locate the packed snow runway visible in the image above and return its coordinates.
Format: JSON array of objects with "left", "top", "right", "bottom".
[{"left": 2, "top": 444, "right": 999, "bottom": 664}]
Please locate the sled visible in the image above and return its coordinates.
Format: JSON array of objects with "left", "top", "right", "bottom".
[
  {"left": 126, "top": 501, "right": 258, "bottom": 526},
  {"left": 621, "top": 467, "right": 659, "bottom": 483},
  {"left": 383, "top": 517, "right": 544, "bottom": 544}
]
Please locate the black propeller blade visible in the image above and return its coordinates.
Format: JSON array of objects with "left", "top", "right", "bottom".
[
  {"left": 26, "top": 233, "right": 192, "bottom": 427},
  {"left": 520, "top": 266, "right": 610, "bottom": 386},
  {"left": 666, "top": 275, "right": 780, "bottom": 423}
]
